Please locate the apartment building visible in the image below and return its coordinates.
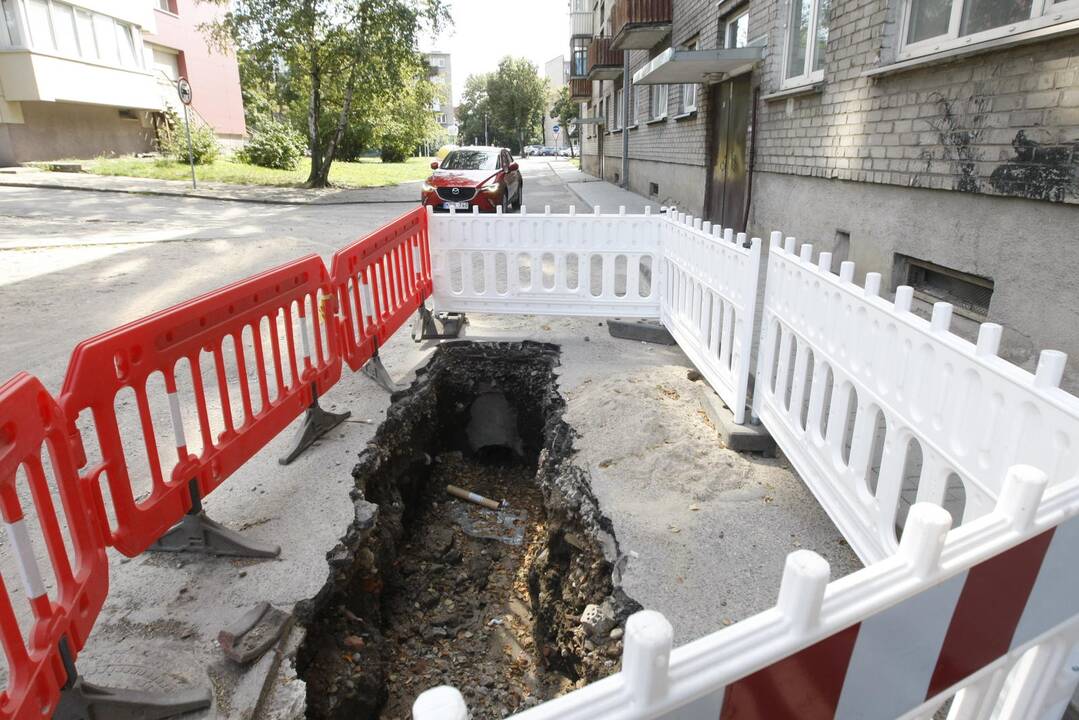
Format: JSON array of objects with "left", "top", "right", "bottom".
[
  {"left": 569, "top": 0, "right": 1079, "bottom": 391},
  {"left": 544, "top": 54, "right": 571, "bottom": 147},
  {"left": 0, "top": 0, "right": 244, "bottom": 164},
  {"left": 427, "top": 51, "right": 456, "bottom": 143}
]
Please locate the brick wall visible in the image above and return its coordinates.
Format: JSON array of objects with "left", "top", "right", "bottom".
[{"left": 753, "top": 0, "right": 1079, "bottom": 204}]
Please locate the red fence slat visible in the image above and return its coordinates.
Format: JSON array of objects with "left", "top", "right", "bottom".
[{"left": 332, "top": 207, "right": 432, "bottom": 371}]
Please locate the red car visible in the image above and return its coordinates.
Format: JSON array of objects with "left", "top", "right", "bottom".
[{"left": 421, "top": 146, "right": 523, "bottom": 213}]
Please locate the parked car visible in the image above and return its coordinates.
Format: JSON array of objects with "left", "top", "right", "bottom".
[
  {"left": 421, "top": 146, "right": 523, "bottom": 213},
  {"left": 524, "top": 145, "right": 540, "bottom": 156}
]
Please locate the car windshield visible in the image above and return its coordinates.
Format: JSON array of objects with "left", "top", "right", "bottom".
[{"left": 440, "top": 150, "right": 498, "bottom": 171}]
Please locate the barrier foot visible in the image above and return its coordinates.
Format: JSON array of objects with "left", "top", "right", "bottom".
[
  {"left": 412, "top": 305, "right": 465, "bottom": 341},
  {"left": 55, "top": 677, "right": 213, "bottom": 720},
  {"left": 55, "top": 639, "right": 213, "bottom": 720},
  {"left": 363, "top": 351, "right": 403, "bottom": 393},
  {"left": 278, "top": 386, "right": 350, "bottom": 466},
  {"left": 150, "top": 481, "right": 281, "bottom": 558}
]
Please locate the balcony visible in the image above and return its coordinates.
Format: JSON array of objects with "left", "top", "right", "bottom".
[
  {"left": 587, "top": 37, "right": 623, "bottom": 81},
  {"left": 610, "top": 0, "right": 673, "bottom": 50},
  {"left": 570, "top": 10, "right": 594, "bottom": 37},
  {"left": 569, "top": 78, "right": 592, "bottom": 101}
]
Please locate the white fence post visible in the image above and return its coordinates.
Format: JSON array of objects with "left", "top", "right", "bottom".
[
  {"left": 621, "top": 610, "right": 673, "bottom": 709},
  {"left": 413, "top": 686, "right": 470, "bottom": 720}
]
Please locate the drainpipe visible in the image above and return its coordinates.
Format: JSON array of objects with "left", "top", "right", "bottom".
[{"left": 621, "top": 53, "right": 630, "bottom": 188}]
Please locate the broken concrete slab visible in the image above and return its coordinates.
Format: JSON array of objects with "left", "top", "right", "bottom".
[
  {"left": 698, "top": 387, "right": 777, "bottom": 456},
  {"left": 219, "top": 603, "right": 293, "bottom": 665},
  {"left": 606, "top": 319, "right": 676, "bottom": 345}
]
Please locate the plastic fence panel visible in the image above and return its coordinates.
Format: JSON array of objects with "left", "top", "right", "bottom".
[
  {"left": 660, "top": 212, "right": 762, "bottom": 425},
  {"left": 58, "top": 256, "right": 341, "bottom": 557},
  {"left": 0, "top": 374, "right": 108, "bottom": 720},
  {"left": 416, "top": 467, "right": 1079, "bottom": 720},
  {"left": 751, "top": 235, "right": 1079, "bottom": 564},
  {"left": 427, "top": 207, "right": 663, "bottom": 318},
  {"left": 331, "top": 207, "right": 432, "bottom": 371}
]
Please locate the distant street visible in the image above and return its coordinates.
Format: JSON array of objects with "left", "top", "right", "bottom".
[{"left": 0, "top": 157, "right": 579, "bottom": 389}]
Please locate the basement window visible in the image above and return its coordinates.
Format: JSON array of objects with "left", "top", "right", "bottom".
[
  {"left": 118, "top": 109, "right": 139, "bottom": 120},
  {"left": 900, "top": 256, "right": 993, "bottom": 319},
  {"left": 649, "top": 182, "right": 660, "bottom": 196}
]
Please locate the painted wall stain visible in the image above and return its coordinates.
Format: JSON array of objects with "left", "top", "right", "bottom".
[
  {"left": 926, "top": 92, "right": 990, "bottom": 194},
  {"left": 989, "top": 131, "right": 1079, "bottom": 203}
]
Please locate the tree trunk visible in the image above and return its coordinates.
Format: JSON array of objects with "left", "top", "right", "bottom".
[
  {"left": 303, "top": 3, "right": 323, "bottom": 188},
  {"left": 311, "top": 66, "right": 357, "bottom": 188}
]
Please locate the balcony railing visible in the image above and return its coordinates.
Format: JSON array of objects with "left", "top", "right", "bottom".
[
  {"left": 587, "top": 36, "right": 623, "bottom": 81},
  {"left": 569, "top": 78, "right": 592, "bottom": 101},
  {"left": 610, "top": 0, "right": 672, "bottom": 50},
  {"left": 570, "top": 10, "right": 594, "bottom": 37}
]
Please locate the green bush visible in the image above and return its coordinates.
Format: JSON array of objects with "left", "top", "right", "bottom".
[
  {"left": 159, "top": 108, "right": 220, "bottom": 165},
  {"left": 238, "top": 117, "right": 307, "bottom": 169}
]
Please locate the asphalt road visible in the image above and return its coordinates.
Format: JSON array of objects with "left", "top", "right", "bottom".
[{"left": 0, "top": 156, "right": 580, "bottom": 387}]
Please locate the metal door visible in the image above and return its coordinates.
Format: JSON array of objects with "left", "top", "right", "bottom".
[{"left": 707, "top": 74, "right": 751, "bottom": 231}]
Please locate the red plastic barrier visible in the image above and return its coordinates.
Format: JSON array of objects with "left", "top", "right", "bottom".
[
  {"left": 0, "top": 374, "right": 108, "bottom": 720},
  {"left": 331, "top": 207, "right": 432, "bottom": 371},
  {"left": 58, "top": 255, "right": 341, "bottom": 557}
]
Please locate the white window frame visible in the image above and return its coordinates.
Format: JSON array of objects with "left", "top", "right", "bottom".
[
  {"left": 681, "top": 39, "right": 698, "bottom": 113},
  {"left": 650, "top": 83, "right": 668, "bottom": 120},
  {"left": 724, "top": 8, "right": 750, "bottom": 48},
  {"left": 780, "top": 0, "right": 828, "bottom": 88},
  {"left": 897, "top": 0, "right": 1079, "bottom": 60},
  {"left": 614, "top": 87, "right": 623, "bottom": 129},
  {"left": 630, "top": 84, "right": 639, "bottom": 125}
]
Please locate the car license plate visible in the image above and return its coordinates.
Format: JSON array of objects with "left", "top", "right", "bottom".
[{"left": 443, "top": 201, "right": 469, "bottom": 210}]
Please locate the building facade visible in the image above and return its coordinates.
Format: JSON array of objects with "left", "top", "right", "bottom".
[
  {"left": 426, "top": 51, "right": 456, "bottom": 145},
  {"left": 544, "top": 54, "right": 571, "bottom": 147},
  {"left": 569, "top": 0, "right": 1079, "bottom": 391},
  {"left": 0, "top": 0, "right": 244, "bottom": 164}
]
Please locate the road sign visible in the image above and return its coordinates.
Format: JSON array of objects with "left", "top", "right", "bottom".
[
  {"left": 177, "top": 77, "right": 193, "bottom": 106},
  {"left": 552, "top": 124, "right": 561, "bottom": 135}
]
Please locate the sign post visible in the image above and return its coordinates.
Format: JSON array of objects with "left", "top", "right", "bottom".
[{"left": 176, "top": 77, "right": 196, "bottom": 189}]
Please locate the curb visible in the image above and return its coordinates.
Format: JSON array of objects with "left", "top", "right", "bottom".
[{"left": 0, "top": 179, "right": 421, "bottom": 206}]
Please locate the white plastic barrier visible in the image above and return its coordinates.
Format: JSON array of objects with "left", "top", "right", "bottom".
[
  {"left": 427, "top": 205, "right": 663, "bottom": 318},
  {"left": 661, "top": 213, "right": 761, "bottom": 424},
  {"left": 415, "top": 467, "right": 1079, "bottom": 720},
  {"left": 752, "top": 235, "right": 1079, "bottom": 563}
]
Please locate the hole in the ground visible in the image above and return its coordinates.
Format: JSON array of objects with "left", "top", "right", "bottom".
[{"left": 297, "top": 342, "right": 638, "bottom": 720}]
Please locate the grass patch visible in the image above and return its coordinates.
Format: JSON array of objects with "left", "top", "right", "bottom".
[{"left": 76, "top": 156, "right": 434, "bottom": 188}]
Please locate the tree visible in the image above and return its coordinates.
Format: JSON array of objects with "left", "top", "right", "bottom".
[
  {"left": 486, "top": 57, "right": 548, "bottom": 154},
  {"left": 456, "top": 73, "right": 496, "bottom": 146},
  {"left": 550, "top": 85, "right": 580, "bottom": 158},
  {"left": 374, "top": 72, "right": 442, "bottom": 162},
  {"left": 207, "top": 0, "right": 448, "bottom": 187}
]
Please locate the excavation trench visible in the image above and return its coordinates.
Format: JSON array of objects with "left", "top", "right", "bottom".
[{"left": 297, "top": 342, "right": 639, "bottom": 720}]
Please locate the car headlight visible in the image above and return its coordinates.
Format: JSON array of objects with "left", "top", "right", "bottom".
[
  {"left": 482, "top": 180, "right": 501, "bottom": 193},
  {"left": 421, "top": 181, "right": 435, "bottom": 193}
]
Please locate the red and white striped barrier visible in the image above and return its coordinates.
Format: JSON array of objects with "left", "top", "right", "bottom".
[
  {"left": 415, "top": 465, "right": 1079, "bottom": 720},
  {"left": 0, "top": 373, "right": 108, "bottom": 720}
]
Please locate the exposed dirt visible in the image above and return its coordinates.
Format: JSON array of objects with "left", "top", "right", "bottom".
[{"left": 296, "top": 342, "right": 639, "bottom": 720}]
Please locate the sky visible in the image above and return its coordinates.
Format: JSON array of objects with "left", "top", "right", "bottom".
[{"left": 424, "top": 0, "right": 569, "bottom": 107}]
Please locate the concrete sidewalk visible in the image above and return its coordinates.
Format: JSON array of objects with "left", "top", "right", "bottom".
[
  {"left": 549, "top": 161, "right": 660, "bottom": 214},
  {"left": 0, "top": 168, "right": 421, "bottom": 205}
]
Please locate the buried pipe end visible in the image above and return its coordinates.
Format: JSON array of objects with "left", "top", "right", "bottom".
[{"left": 413, "top": 686, "right": 469, "bottom": 720}]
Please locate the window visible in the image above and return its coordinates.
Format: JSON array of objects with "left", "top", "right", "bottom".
[
  {"left": 115, "top": 21, "right": 138, "bottom": 67},
  {"left": 901, "top": 256, "right": 994, "bottom": 319},
  {"left": 723, "top": 9, "right": 749, "bottom": 48},
  {"left": 681, "top": 39, "right": 698, "bottom": 113},
  {"left": 630, "top": 84, "right": 640, "bottom": 125},
  {"left": 0, "top": 0, "right": 20, "bottom": 45},
  {"left": 900, "top": 0, "right": 1079, "bottom": 58},
  {"left": 650, "top": 84, "right": 668, "bottom": 119},
  {"left": 614, "top": 88, "right": 623, "bottom": 129},
  {"left": 155, "top": 0, "right": 177, "bottom": 13},
  {"left": 74, "top": 9, "right": 96, "bottom": 58},
  {"left": 571, "top": 37, "right": 588, "bottom": 76},
  {"left": 92, "top": 13, "right": 117, "bottom": 62},
  {"left": 441, "top": 150, "right": 499, "bottom": 171},
  {"left": 25, "top": 0, "right": 54, "bottom": 49},
  {"left": 783, "top": 0, "right": 829, "bottom": 86},
  {"left": 52, "top": 2, "right": 78, "bottom": 55}
]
